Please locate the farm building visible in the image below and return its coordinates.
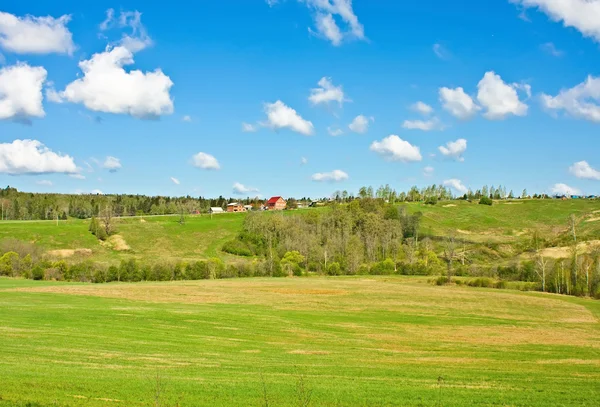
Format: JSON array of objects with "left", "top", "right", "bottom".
[
  {"left": 209, "top": 207, "right": 224, "bottom": 214},
  {"left": 266, "top": 196, "right": 286, "bottom": 210},
  {"left": 244, "top": 205, "right": 254, "bottom": 211},
  {"left": 227, "top": 203, "right": 245, "bottom": 213}
]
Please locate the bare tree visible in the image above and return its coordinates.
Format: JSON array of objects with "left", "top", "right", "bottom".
[
  {"left": 443, "top": 235, "right": 457, "bottom": 282},
  {"left": 100, "top": 205, "right": 115, "bottom": 237},
  {"left": 535, "top": 254, "right": 549, "bottom": 292}
]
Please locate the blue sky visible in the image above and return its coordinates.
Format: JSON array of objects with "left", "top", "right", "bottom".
[{"left": 1, "top": 0, "right": 600, "bottom": 198}]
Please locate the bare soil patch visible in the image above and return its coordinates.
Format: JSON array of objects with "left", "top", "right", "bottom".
[{"left": 47, "top": 249, "right": 92, "bottom": 258}]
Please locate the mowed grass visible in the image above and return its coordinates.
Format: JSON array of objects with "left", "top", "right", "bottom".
[{"left": 0, "top": 277, "right": 599, "bottom": 406}]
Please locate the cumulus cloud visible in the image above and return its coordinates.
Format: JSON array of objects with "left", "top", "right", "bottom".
[
  {"left": 36, "top": 180, "right": 53, "bottom": 186},
  {"left": 550, "top": 183, "right": 581, "bottom": 196},
  {"left": 309, "top": 77, "right": 347, "bottom": 106},
  {"left": 439, "top": 87, "right": 480, "bottom": 119},
  {"left": 233, "top": 182, "right": 259, "bottom": 195},
  {"left": 242, "top": 122, "right": 258, "bottom": 132},
  {"left": 0, "top": 139, "right": 77, "bottom": 175},
  {"left": 0, "top": 11, "right": 75, "bottom": 55},
  {"left": 476, "top": 71, "right": 529, "bottom": 120},
  {"left": 443, "top": 179, "right": 468, "bottom": 195},
  {"left": 192, "top": 152, "right": 220, "bottom": 170},
  {"left": 511, "top": 0, "right": 600, "bottom": 43},
  {"left": 304, "top": 0, "right": 365, "bottom": 46},
  {"left": 170, "top": 177, "right": 180, "bottom": 185},
  {"left": 370, "top": 135, "right": 422, "bottom": 163},
  {"left": 327, "top": 126, "right": 344, "bottom": 136},
  {"left": 540, "top": 42, "right": 564, "bottom": 57},
  {"left": 569, "top": 161, "right": 600, "bottom": 180},
  {"left": 402, "top": 117, "right": 444, "bottom": 131},
  {"left": 48, "top": 46, "right": 174, "bottom": 119},
  {"left": 0, "top": 63, "right": 47, "bottom": 122},
  {"left": 261, "top": 100, "right": 314, "bottom": 135},
  {"left": 348, "top": 114, "right": 372, "bottom": 133},
  {"left": 91, "top": 189, "right": 104, "bottom": 195},
  {"left": 439, "top": 138, "right": 467, "bottom": 162},
  {"left": 182, "top": 115, "right": 192, "bottom": 122},
  {"left": 99, "top": 9, "right": 153, "bottom": 53},
  {"left": 411, "top": 101, "right": 434, "bottom": 115},
  {"left": 311, "top": 169, "right": 349, "bottom": 182},
  {"left": 103, "top": 156, "right": 122, "bottom": 172},
  {"left": 541, "top": 76, "right": 600, "bottom": 122}
]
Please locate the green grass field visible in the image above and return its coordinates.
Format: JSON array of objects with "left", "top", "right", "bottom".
[
  {"left": 1, "top": 200, "right": 599, "bottom": 266},
  {"left": 1, "top": 276, "right": 599, "bottom": 406}
]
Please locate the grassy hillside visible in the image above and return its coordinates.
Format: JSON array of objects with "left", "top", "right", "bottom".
[
  {"left": 0, "top": 276, "right": 598, "bottom": 406},
  {"left": 1, "top": 199, "right": 599, "bottom": 266}
]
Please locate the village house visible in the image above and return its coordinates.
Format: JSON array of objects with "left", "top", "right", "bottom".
[
  {"left": 266, "top": 196, "right": 286, "bottom": 210},
  {"left": 227, "top": 202, "right": 245, "bottom": 213}
]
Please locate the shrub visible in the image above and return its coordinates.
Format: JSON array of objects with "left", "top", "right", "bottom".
[
  {"left": 0, "top": 251, "right": 19, "bottom": 276},
  {"left": 467, "top": 278, "right": 495, "bottom": 288},
  {"left": 433, "top": 276, "right": 449, "bottom": 285},
  {"left": 44, "top": 268, "right": 63, "bottom": 281},
  {"left": 425, "top": 196, "right": 438, "bottom": 205},
  {"left": 31, "top": 266, "right": 44, "bottom": 281},
  {"left": 326, "top": 262, "right": 342, "bottom": 276},
  {"left": 370, "top": 258, "right": 396, "bottom": 275},
  {"left": 479, "top": 196, "right": 493, "bottom": 206},
  {"left": 222, "top": 239, "right": 253, "bottom": 257}
]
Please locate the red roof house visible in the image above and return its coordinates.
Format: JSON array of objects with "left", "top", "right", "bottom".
[{"left": 266, "top": 196, "right": 286, "bottom": 210}]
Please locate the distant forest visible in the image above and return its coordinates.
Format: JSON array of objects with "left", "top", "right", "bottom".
[{"left": 0, "top": 184, "right": 560, "bottom": 221}]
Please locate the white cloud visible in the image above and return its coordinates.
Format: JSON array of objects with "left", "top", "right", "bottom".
[
  {"left": 439, "top": 87, "right": 480, "bottom": 119},
  {"left": 370, "top": 135, "right": 422, "bottom": 163},
  {"left": 433, "top": 43, "right": 450, "bottom": 60},
  {"left": 402, "top": 117, "right": 444, "bottom": 131},
  {"left": 0, "top": 139, "right": 77, "bottom": 175},
  {"left": 541, "top": 76, "right": 600, "bottom": 122},
  {"left": 423, "top": 166, "right": 434, "bottom": 177},
  {"left": 70, "top": 173, "right": 86, "bottom": 180},
  {"left": 99, "top": 9, "right": 153, "bottom": 53},
  {"left": 348, "top": 114, "right": 372, "bottom": 133},
  {"left": 476, "top": 71, "right": 528, "bottom": 120},
  {"left": 443, "top": 179, "right": 468, "bottom": 195},
  {"left": 170, "top": 176, "right": 180, "bottom": 185},
  {"left": 103, "top": 156, "right": 122, "bottom": 172},
  {"left": 262, "top": 100, "right": 314, "bottom": 135},
  {"left": 550, "top": 183, "right": 581, "bottom": 196},
  {"left": 411, "top": 101, "right": 434, "bottom": 115},
  {"left": 0, "top": 63, "right": 47, "bottom": 122},
  {"left": 327, "top": 126, "right": 344, "bottom": 136},
  {"left": 540, "top": 42, "right": 564, "bottom": 57},
  {"left": 192, "top": 152, "right": 220, "bottom": 170},
  {"left": 439, "top": 138, "right": 467, "bottom": 162},
  {"left": 0, "top": 52, "right": 5, "bottom": 64},
  {"left": 91, "top": 189, "right": 104, "bottom": 195},
  {"left": 569, "top": 161, "right": 600, "bottom": 181},
  {"left": 309, "top": 77, "right": 347, "bottom": 106},
  {"left": 311, "top": 169, "right": 349, "bottom": 182},
  {"left": 49, "top": 46, "right": 174, "bottom": 119},
  {"left": 0, "top": 11, "right": 75, "bottom": 55},
  {"left": 301, "top": 156, "right": 308, "bottom": 165},
  {"left": 36, "top": 180, "right": 53, "bottom": 186},
  {"left": 242, "top": 122, "right": 258, "bottom": 132},
  {"left": 304, "top": 0, "right": 365, "bottom": 46},
  {"left": 265, "top": 0, "right": 280, "bottom": 6},
  {"left": 511, "top": 0, "right": 600, "bottom": 43},
  {"left": 182, "top": 115, "right": 192, "bottom": 122},
  {"left": 233, "top": 182, "right": 259, "bottom": 195}
]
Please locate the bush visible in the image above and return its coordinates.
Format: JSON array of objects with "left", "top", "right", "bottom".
[
  {"left": 479, "top": 196, "right": 493, "bottom": 206},
  {"left": 433, "top": 276, "right": 449, "bottom": 285},
  {"left": 0, "top": 251, "right": 19, "bottom": 276},
  {"left": 31, "top": 265, "right": 44, "bottom": 281},
  {"left": 222, "top": 239, "right": 253, "bottom": 257},
  {"left": 467, "top": 278, "right": 495, "bottom": 288},
  {"left": 370, "top": 258, "right": 396, "bottom": 275},
  {"left": 43, "top": 268, "right": 63, "bottom": 281},
  {"left": 425, "top": 196, "right": 438, "bottom": 205},
  {"left": 326, "top": 262, "right": 342, "bottom": 276}
]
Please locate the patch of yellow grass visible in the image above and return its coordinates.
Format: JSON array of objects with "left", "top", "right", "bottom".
[{"left": 47, "top": 248, "right": 92, "bottom": 258}]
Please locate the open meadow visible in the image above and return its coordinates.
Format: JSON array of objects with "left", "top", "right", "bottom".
[
  {"left": 1, "top": 199, "right": 600, "bottom": 266},
  {"left": 1, "top": 276, "right": 599, "bottom": 406}
]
